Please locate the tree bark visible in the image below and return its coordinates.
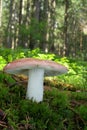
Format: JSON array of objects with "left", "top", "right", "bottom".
[
  {"left": 19, "top": 0, "right": 23, "bottom": 25},
  {"left": 39, "top": 0, "right": 49, "bottom": 51},
  {"left": 49, "top": 0, "right": 56, "bottom": 52},
  {"left": 29, "top": 0, "right": 40, "bottom": 49},
  {"left": 6, "top": 0, "right": 14, "bottom": 48},
  {"left": 63, "top": 0, "right": 69, "bottom": 56},
  {"left": 0, "top": 0, "right": 2, "bottom": 27}
]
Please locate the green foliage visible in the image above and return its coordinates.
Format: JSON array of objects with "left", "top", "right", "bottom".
[
  {"left": 0, "top": 69, "right": 87, "bottom": 129},
  {"left": 19, "top": 100, "right": 54, "bottom": 129},
  {"left": 0, "top": 84, "right": 9, "bottom": 100},
  {"left": 5, "top": 108, "right": 19, "bottom": 129},
  {"left": 0, "top": 48, "right": 87, "bottom": 91},
  {"left": 0, "top": 48, "right": 87, "bottom": 129},
  {"left": 71, "top": 92, "right": 87, "bottom": 101},
  {"left": 77, "top": 105, "right": 87, "bottom": 121},
  {"left": 57, "top": 58, "right": 87, "bottom": 90},
  {"left": 0, "top": 56, "right": 7, "bottom": 70}
]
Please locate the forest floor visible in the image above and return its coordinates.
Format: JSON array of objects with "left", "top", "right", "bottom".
[
  {"left": 0, "top": 48, "right": 87, "bottom": 129},
  {"left": 0, "top": 72, "right": 87, "bottom": 130}
]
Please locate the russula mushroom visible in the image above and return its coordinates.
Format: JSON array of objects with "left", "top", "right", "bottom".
[{"left": 3, "top": 58, "right": 68, "bottom": 102}]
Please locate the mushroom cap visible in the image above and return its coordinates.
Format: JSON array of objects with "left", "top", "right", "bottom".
[{"left": 3, "top": 58, "right": 68, "bottom": 76}]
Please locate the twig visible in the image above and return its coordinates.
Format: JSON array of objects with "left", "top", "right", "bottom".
[
  {"left": 68, "top": 106, "right": 86, "bottom": 126},
  {"left": 0, "top": 121, "right": 7, "bottom": 128}
]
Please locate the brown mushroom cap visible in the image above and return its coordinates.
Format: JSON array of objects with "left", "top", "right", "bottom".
[{"left": 4, "top": 58, "right": 68, "bottom": 76}]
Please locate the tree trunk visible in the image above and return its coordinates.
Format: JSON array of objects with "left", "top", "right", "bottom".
[
  {"left": 49, "top": 0, "right": 56, "bottom": 52},
  {"left": 39, "top": 0, "right": 49, "bottom": 51},
  {"left": 24, "top": 0, "right": 31, "bottom": 48},
  {"left": 18, "top": 0, "right": 23, "bottom": 47},
  {"left": 29, "top": 0, "right": 40, "bottom": 49},
  {"left": 0, "top": 0, "right": 2, "bottom": 27},
  {"left": 19, "top": 0, "right": 23, "bottom": 25},
  {"left": 6, "top": 0, "right": 14, "bottom": 48},
  {"left": 63, "top": 0, "right": 69, "bottom": 56}
]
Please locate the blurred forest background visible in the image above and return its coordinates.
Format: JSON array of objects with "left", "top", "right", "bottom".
[
  {"left": 0, "top": 1, "right": 87, "bottom": 129},
  {"left": 0, "top": 0, "right": 87, "bottom": 59}
]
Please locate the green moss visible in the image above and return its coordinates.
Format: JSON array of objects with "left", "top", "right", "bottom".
[{"left": 0, "top": 48, "right": 87, "bottom": 129}]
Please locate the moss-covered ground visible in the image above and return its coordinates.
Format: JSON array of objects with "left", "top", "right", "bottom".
[
  {"left": 0, "top": 72, "right": 87, "bottom": 130},
  {"left": 0, "top": 48, "right": 87, "bottom": 130}
]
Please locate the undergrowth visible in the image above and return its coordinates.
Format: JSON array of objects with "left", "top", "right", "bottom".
[
  {"left": 0, "top": 48, "right": 87, "bottom": 89},
  {"left": 0, "top": 72, "right": 87, "bottom": 130},
  {"left": 0, "top": 48, "right": 87, "bottom": 129}
]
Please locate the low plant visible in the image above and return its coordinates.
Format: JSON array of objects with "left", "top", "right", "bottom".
[{"left": 0, "top": 48, "right": 87, "bottom": 129}]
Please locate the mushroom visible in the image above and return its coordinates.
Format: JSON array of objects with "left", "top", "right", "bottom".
[{"left": 3, "top": 58, "right": 68, "bottom": 102}]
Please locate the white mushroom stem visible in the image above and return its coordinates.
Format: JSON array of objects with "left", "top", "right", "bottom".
[{"left": 26, "top": 68, "right": 45, "bottom": 102}]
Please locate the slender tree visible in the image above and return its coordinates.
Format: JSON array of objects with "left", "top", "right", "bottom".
[
  {"left": 63, "top": 0, "right": 69, "bottom": 56},
  {"left": 19, "top": 0, "right": 23, "bottom": 25},
  {"left": 49, "top": 0, "right": 56, "bottom": 52},
  {"left": 29, "top": 0, "right": 40, "bottom": 49},
  {"left": 1, "top": 0, "right": 87, "bottom": 59},
  {"left": 6, "top": 0, "right": 14, "bottom": 48},
  {"left": 39, "top": 0, "right": 49, "bottom": 51},
  {"left": 0, "top": 0, "right": 2, "bottom": 27}
]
